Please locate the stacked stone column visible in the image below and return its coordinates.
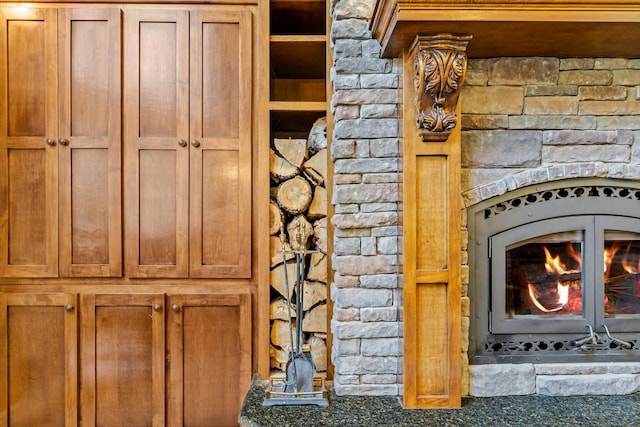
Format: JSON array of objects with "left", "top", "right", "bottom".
[{"left": 329, "top": 0, "right": 404, "bottom": 395}]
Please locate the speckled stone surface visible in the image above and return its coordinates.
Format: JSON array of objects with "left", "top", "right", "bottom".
[{"left": 239, "top": 379, "right": 640, "bottom": 426}]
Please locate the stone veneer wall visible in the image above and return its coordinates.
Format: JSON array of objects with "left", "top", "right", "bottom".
[
  {"left": 329, "top": 0, "right": 640, "bottom": 398},
  {"left": 461, "top": 57, "right": 640, "bottom": 396},
  {"left": 329, "top": 0, "right": 404, "bottom": 396}
]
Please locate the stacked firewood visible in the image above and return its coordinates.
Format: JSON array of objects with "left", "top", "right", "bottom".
[{"left": 269, "top": 117, "right": 327, "bottom": 375}]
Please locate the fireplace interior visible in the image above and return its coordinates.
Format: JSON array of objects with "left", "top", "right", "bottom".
[{"left": 469, "top": 179, "right": 640, "bottom": 364}]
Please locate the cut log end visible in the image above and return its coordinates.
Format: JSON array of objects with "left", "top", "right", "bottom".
[{"left": 277, "top": 176, "right": 312, "bottom": 215}]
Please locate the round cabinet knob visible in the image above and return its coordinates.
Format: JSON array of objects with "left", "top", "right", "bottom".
[
  {"left": 178, "top": 139, "right": 187, "bottom": 147},
  {"left": 171, "top": 304, "right": 180, "bottom": 313},
  {"left": 153, "top": 304, "right": 162, "bottom": 312},
  {"left": 190, "top": 139, "right": 200, "bottom": 148},
  {"left": 45, "top": 138, "right": 55, "bottom": 146},
  {"left": 65, "top": 304, "right": 74, "bottom": 312},
  {"left": 58, "top": 138, "right": 68, "bottom": 146}
]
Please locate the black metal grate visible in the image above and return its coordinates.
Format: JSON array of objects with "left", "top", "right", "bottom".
[
  {"left": 484, "top": 338, "right": 639, "bottom": 355},
  {"left": 484, "top": 186, "right": 640, "bottom": 220}
]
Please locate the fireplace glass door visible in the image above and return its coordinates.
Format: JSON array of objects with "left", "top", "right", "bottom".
[{"left": 491, "top": 216, "right": 640, "bottom": 335}]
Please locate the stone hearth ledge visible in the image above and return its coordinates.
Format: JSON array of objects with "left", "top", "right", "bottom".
[
  {"left": 239, "top": 377, "right": 640, "bottom": 426},
  {"left": 470, "top": 362, "right": 640, "bottom": 397}
]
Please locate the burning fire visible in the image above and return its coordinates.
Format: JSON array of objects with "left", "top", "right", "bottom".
[
  {"left": 606, "top": 243, "right": 640, "bottom": 276},
  {"left": 528, "top": 244, "right": 581, "bottom": 313},
  {"left": 527, "top": 282, "right": 569, "bottom": 313},
  {"left": 604, "top": 242, "right": 640, "bottom": 313},
  {"left": 544, "top": 246, "right": 581, "bottom": 275},
  {"left": 527, "top": 242, "right": 640, "bottom": 313}
]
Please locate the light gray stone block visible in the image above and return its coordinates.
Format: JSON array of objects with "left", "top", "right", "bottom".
[
  {"left": 536, "top": 374, "right": 640, "bottom": 396},
  {"left": 469, "top": 364, "right": 536, "bottom": 397}
]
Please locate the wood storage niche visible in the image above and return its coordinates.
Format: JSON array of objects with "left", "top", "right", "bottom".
[{"left": 269, "top": 116, "right": 328, "bottom": 376}]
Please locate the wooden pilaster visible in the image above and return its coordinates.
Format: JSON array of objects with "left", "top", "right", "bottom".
[{"left": 402, "top": 33, "right": 470, "bottom": 408}]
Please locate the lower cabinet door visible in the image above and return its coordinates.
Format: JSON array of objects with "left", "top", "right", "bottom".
[
  {"left": 167, "top": 294, "right": 252, "bottom": 427},
  {"left": 80, "top": 294, "right": 165, "bottom": 427},
  {"left": 0, "top": 293, "right": 78, "bottom": 427}
]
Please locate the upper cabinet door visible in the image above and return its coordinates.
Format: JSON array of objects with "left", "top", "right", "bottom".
[
  {"left": 0, "top": 8, "right": 58, "bottom": 277},
  {"left": 58, "top": 9, "right": 122, "bottom": 277},
  {"left": 189, "top": 9, "right": 252, "bottom": 278},
  {"left": 124, "top": 10, "right": 190, "bottom": 278}
]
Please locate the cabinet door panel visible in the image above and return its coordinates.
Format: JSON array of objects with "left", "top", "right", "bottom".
[
  {"left": 190, "top": 10, "right": 252, "bottom": 278},
  {"left": 0, "top": 293, "right": 78, "bottom": 427},
  {"left": 168, "top": 294, "right": 251, "bottom": 427},
  {"left": 81, "top": 294, "right": 165, "bottom": 427},
  {"left": 58, "top": 9, "right": 122, "bottom": 277},
  {"left": 0, "top": 9, "right": 58, "bottom": 277},
  {"left": 125, "top": 10, "right": 189, "bottom": 278}
]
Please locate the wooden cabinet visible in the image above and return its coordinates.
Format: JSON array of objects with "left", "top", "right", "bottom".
[
  {"left": 0, "top": 3, "right": 260, "bottom": 426},
  {"left": 0, "top": 8, "right": 122, "bottom": 278},
  {"left": 0, "top": 292, "right": 251, "bottom": 427},
  {"left": 167, "top": 294, "right": 252, "bottom": 426},
  {"left": 80, "top": 294, "right": 165, "bottom": 427},
  {"left": 124, "top": 8, "right": 252, "bottom": 279},
  {"left": 0, "top": 293, "right": 78, "bottom": 426},
  {"left": 80, "top": 293, "right": 251, "bottom": 427}
]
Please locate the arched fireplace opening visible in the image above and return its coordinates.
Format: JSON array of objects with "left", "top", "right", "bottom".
[{"left": 468, "top": 178, "right": 640, "bottom": 364}]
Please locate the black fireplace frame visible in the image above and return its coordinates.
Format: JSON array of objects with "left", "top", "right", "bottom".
[{"left": 468, "top": 178, "right": 640, "bottom": 364}]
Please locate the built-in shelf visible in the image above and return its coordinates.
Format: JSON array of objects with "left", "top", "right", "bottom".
[
  {"left": 270, "top": 109, "right": 326, "bottom": 138},
  {"left": 271, "top": 0, "right": 325, "bottom": 35},
  {"left": 270, "top": 37, "right": 326, "bottom": 102}
]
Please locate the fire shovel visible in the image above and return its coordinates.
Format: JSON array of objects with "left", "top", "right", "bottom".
[{"left": 285, "top": 225, "right": 315, "bottom": 393}]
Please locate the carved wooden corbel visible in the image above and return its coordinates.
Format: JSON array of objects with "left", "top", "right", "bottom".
[{"left": 412, "top": 34, "right": 472, "bottom": 142}]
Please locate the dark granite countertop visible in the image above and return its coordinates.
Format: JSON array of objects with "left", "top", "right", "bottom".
[{"left": 239, "top": 378, "right": 640, "bottom": 427}]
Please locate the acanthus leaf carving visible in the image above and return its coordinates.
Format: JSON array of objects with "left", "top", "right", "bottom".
[{"left": 412, "top": 34, "right": 472, "bottom": 142}]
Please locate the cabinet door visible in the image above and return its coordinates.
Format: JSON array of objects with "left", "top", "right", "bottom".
[
  {"left": 58, "top": 9, "right": 122, "bottom": 277},
  {"left": 81, "top": 294, "right": 165, "bottom": 427},
  {"left": 0, "top": 293, "right": 78, "bottom": 427},
  {"left": 189, "top": 10, "right": 252, "bottom": 278},
  {"left": 167, "top": 294, "right": 251, "bottom": 427},
  {"left": 124, "top": 10, "right": 190, "bottom": 278},
  {"left": 0, "top": 8, "right": 58, "bottom": 277}
]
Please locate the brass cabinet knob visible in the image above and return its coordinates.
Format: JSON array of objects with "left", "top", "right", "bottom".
[
  {"left": 45, "top": 138, "right": 55, "bottom": 146},
  {"left": 153, "top": 304, "right": 162, "bottom": 312},
  {"left": 190, "top": 139, "right": 200, "bottom": 148},
  {"left": 171, "top": 304, "right": 180, "bottom": 313},
  {"left": 64, "top": 304, "right": 74, "bottom": 312},
  {"left": 58, "top": 138, "right": 68, "bottom": 146},
  {"left": 178, "top": 139, "right": 187, "bottom": 147}
]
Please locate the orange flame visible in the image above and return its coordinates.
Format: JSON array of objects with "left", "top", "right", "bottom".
[
  {"left": 620, "top": 243, "right": 640, "bottom": 275},
  {"left": 604, "top": 243, "right": 620, "bottom": 275},
  {"left": 543, "top": 246, "right": 581, "bottom": 275}
]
